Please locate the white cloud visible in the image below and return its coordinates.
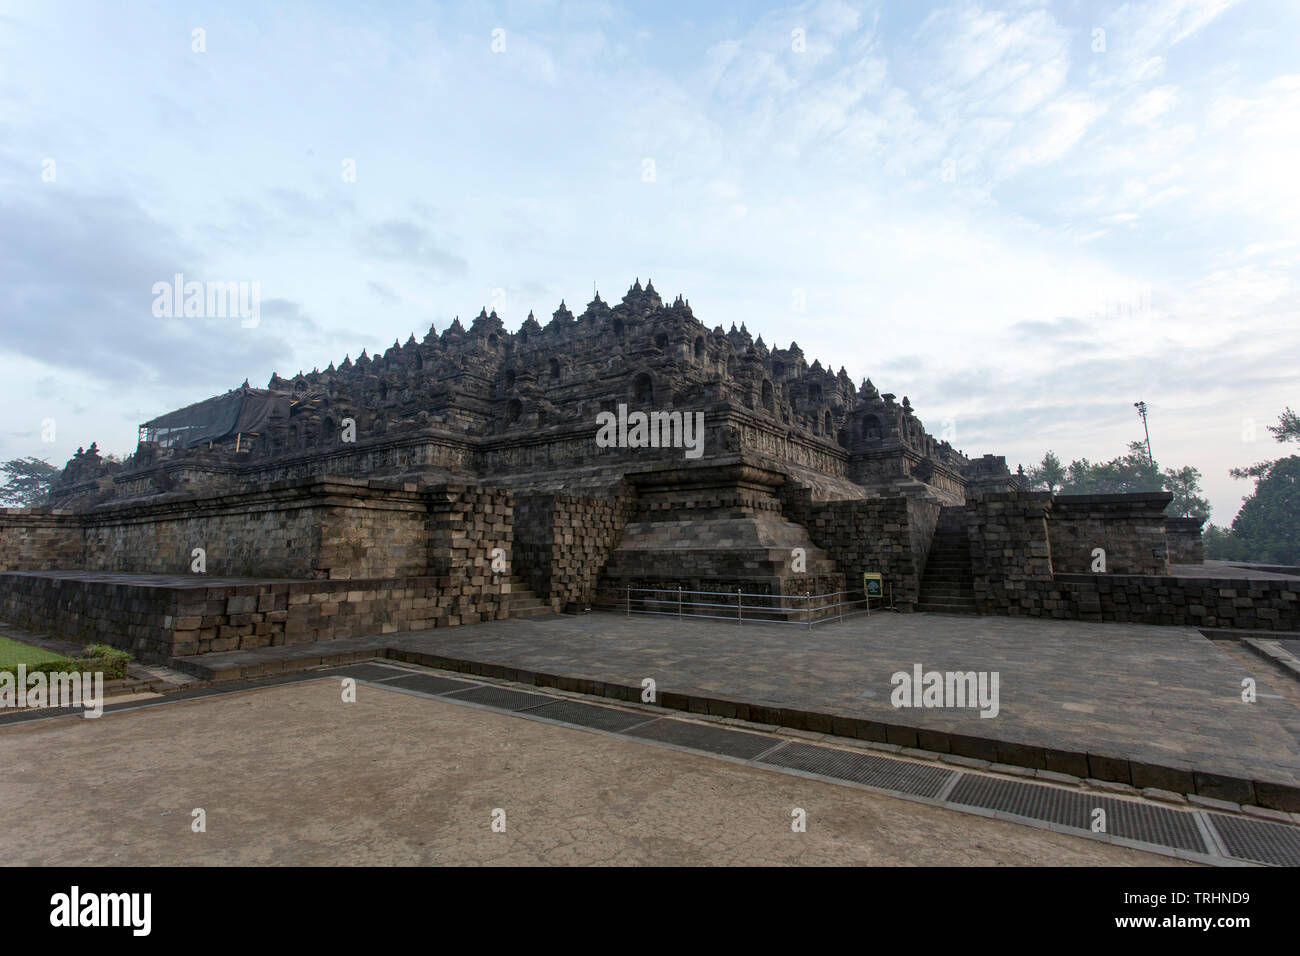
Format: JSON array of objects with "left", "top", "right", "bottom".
[{"left": 1124, "top": 85, "right": 1180, "bottom": 125}]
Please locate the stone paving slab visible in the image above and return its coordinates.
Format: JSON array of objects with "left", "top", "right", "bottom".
[
  {"left": 0, "top": 570, "right": 316, "bottom": 588},
  {"left": 169, "top": 610, "right": 1300, "bottom": 808},
  {"left": 1172, "top": 561, "right": 1300, "bottom": 581}
]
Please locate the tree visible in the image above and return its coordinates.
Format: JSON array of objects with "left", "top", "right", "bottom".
[
  {"left": 1202, "top": 523, "right": 1239, "bottom": 560},
  {"left": 1226, "top": 456, "right": 1300, "bottom": 564},
  {"left": 1056, "top": 441, "right": 1163, "bottom": 495},
  {"left": 1025, "top": 439, "right": 1204, "bottom": 520},
  {"left": 1025, "top": 451, "right": 1065, "bottom": 492},
  {"left": 0, "top": 457, "right": 60, "bottom": 507},
  {"left": 1162, "top": 465, "right": 1211, "bottom": 520},
  {"left": 1268, "top": 406, "right": 1299, "bottom": 443},
  {"left": 1213, "top": 407, "right": 1300, "bottom": 563}
]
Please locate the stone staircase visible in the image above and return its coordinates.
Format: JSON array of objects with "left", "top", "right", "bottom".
[
  {"left": 917, "top": 506, "right": 977, "bottom": 614},
  {"left": 506, "top": 575, "right": 553, "bottom": 620}
]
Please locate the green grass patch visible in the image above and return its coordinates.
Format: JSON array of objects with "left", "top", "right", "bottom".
[
  {"left": 0, "top": 635, "right": 72, "bottom": 670},
  {"left": 0, "top": 638, "right": 132, "bottom": 679}
]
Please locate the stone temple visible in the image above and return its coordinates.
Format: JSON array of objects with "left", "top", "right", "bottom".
[{"left": 1, "top": 279, "right": 1295, "bottom": 661}]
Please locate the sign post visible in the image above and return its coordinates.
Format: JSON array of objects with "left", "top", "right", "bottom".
[{"left": 862, "top": 572, "right": 883, "bottom": 615}]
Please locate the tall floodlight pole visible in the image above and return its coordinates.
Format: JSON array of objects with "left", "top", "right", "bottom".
[{"left": 1134, "top": 401, "right": 1153, "bottom": 467}]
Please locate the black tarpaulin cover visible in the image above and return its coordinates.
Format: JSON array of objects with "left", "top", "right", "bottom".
[{"left": 141, "top": 385, "right": 290, "bottom": 448}]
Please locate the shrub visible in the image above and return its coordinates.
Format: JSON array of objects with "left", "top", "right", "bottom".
[
  {"left": 76, "top": 644, "right": 133, "bottom": 680},
  {"left": 0, "top": 644, "right": 132, "bottom": 680},
  {"left": 0, "top": 655, "right": 75, "bottom": 678}
]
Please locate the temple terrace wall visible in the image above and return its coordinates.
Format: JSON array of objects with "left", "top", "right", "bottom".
[
  {"left": 963, "top": 492, "right": 1298, "bottom": 630},
  {"left": 1165, "top": 516, "right": 1207, "bottom": 564},
  {"left": 515, "top": 490, "right": 633, "bottom": 610},
  {"left": 0, "top": 478, "right": 516, "bottom": 581},
  {"left": 0, "top": 477, "right": 517, "bottom": 659},
  {"left": 0, "top": 571, "right": 514, "bottom": 659},
  {"left": 1048, "top": 492, "right": 1172, "bottom": 575},
  {"left": 781, "top": 484, "right": 941, "bottom": 611}
]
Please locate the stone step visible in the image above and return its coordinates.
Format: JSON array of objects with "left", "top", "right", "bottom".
[
  {"left": 920, "top": 585, "right": 974, "bottom": 598},
  {"left": 510, "top": 604, "right": 552, "bottom": 619},
  {"left": 916, "top": 601, "right": 977, "bottom": 614}
]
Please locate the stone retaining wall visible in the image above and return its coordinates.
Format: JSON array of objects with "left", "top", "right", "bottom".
[
  {"left": 782, "top": 485, "right": 938, "bottom": 610},
  {"left": 1, "top": 477, "right": 514, "bottom": 581},
  {"left": 1048, "top": 492, "right": 1172, "bottom": 575},
  {"left": 1055, "top": 573, "right": 1300, "bottom": 630},
  {"left": 0, "top": 476, "right": 521, "bottom": 657},
  {"left": 1165, "top": 516, "right": 1206, "bottom": 565},
  {"left": 966, "top": 492, "right": 1055, "bottom": 617},
  {"left": 0, "top": 509, "right": 83, "bottom": 571},
  {"left": 0, "top": 570, "right": 515, "bottom": 661},
  {"left": 546, "top": 493, "right": 632, "bottom": 608},
  {"left": 515, "top": 489, "right": 645, "bottom": 608},
  {"left": 0, "top": 572, "right": 185, "bottom": 660},
  {"left": 961, "top": 492, "right": 1298, "bottom": 629}
]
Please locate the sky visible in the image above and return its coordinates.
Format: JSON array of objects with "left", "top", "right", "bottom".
[{"left": 1, "top": 0, "right": 1297, "bottom": 522}]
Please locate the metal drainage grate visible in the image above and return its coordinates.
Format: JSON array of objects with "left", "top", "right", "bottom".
[
  {"left": 526, "top": 699, "right": 656, "bottom": 733},
  {"left": 0, "top": 703, "right": 85, "bottom": 725},
  {"left": 1207, "top": 813, "right": 1300, "bottom": 867},
  {"left": 244, "top": 671, "right": 327, "bottom": 687},
  {"left": 757, "top": 742, "right": 956, "bottom": 799},
  {"left": 442, "top": 685, "right": 558, "bottom": 711},
  {"left": 947, "top": 775, "right": 1206, "bottom": 852},
  {"left": 384, "top": 673, "right": 480, "bottom": 697},
  {"left": 320, "top": 663, "right": 414, "bottom": 683},
  {"left": 625, "top": 718, "right": 780, "bottom": 760}
]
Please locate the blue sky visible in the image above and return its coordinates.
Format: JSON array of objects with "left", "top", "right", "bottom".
[{"left": 2, "top": 0, "right": 1297, "bottom": 521}]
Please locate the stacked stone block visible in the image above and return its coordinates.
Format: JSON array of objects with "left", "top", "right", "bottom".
[
  {"left": 781, "top": 484, "right": 936, "bottom": 610},
  {"left": 1055, "top": 574, "right": 1299, "bottom": 629},
  {"left": 1165, "top": 516, "right": 1206, "bottom": 565},
  {"left": 0, "top": 508, "right": 83, "bottom": 570},
  {"left": 512, "top": 494, "right": 557, "bottom": 602},
  {"left": 1048, "top": 492, "right": 1172, "bottom": 575},
  {"left": 425, "top": 484, "right": 513, "bottom": 623},
  {"left": 516, "top": 491, "right": 635, "bottom": 610},
  {"left": 0, "top": 572, "right": 193, "bottom": 660},
  {"left": 547, "top": 494, "right": 632, "bottom": 608},
  {"left": 0, "top": 477, "right": 524, "bottom": 658},
  {"left": 965, "top": 492, "right": 1055, "bottom": 616}
]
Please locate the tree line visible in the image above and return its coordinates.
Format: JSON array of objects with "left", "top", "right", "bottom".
[{"left": 1022, "top": 407, "right": 1298, "bottom": 565}]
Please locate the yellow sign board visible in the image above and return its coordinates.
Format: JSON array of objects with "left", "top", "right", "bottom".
[{"left": 862, "top": 572, "right": 883, "bottom": 598}]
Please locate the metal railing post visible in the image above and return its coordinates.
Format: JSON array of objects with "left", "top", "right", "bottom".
[
  {"left": 678, "top": 585, "right": 682, "bottom": 619},
  {"left": 737, "top": 587, "right": 742, "bottom": 625},
  {"left": 626, "top": 584, "right": 630, "bottom": 618},
  {"left": 838, "top": 590, "right": 843, "bottom": 624},
  {"left": 806, "top": 591, "right": 812, "bottom": 630}
]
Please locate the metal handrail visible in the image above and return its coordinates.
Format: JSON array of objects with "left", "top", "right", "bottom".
[
  {"left": 608, "top": 585, "right": 861, "bottom": 600},
  {"left": 597, "top": 583, "right": 882, "bottom": 628}
]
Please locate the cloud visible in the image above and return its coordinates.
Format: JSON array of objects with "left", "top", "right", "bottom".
[
  {"left": 356, "top": 218, "right": 468, "bottom": 274},
  {"left": 0, "top": 189, "right": 299, "bottom": 391},
  {"left": 367, "top": 281, "right": 400, "bottom": 304},
  {"left": 1123, "top": 85, "right": 1181, "bottom": 125}
]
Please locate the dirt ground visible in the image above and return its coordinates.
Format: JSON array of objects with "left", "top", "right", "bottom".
[{"left": 0, "top": 679, "right": 1186, "bottom": 866}]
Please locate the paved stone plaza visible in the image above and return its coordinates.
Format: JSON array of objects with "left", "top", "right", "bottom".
[
  {"left": 173, "top": 610, "right": 1300, "bottom": 805},
  {"left": 0, "top": 679, "right": 1183, "bottom": 866}
]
